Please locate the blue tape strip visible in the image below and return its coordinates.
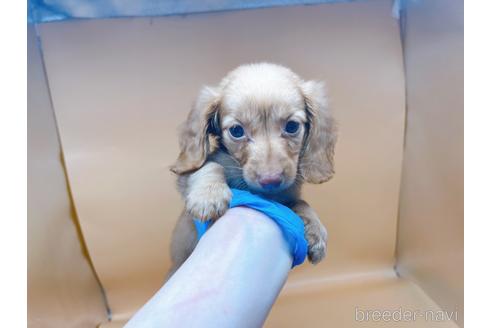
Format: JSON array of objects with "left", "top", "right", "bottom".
[
  {"left": 194, "top": 188, "right": 308, "bottom": 267},
  {"left": 28, "top": 0, "right": 354, "bottom": 23}
]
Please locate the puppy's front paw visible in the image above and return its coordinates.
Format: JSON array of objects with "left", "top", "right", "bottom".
[
  {"left": 305, "top": 223, "right": 327, "bottom": 264},
  {"left": 186, "top": 183, "right": 232, "bottom": 221}
]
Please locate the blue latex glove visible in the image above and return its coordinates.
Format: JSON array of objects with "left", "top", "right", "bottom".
[{"left": 194, "top": 188, "right": 309, "bottom": 267}]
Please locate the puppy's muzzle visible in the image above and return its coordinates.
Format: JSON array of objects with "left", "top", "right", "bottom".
[{"left": 258, "top": 172, "right": 283, "bottom": 190}]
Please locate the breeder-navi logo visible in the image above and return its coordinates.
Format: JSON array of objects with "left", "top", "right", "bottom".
[{"left": 355, "top": 307, "right": 458, "bottom": 322}]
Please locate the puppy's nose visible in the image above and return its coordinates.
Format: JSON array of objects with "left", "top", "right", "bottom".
[{"left": 258, "top": 173, "right": 283, "bottom": 190}]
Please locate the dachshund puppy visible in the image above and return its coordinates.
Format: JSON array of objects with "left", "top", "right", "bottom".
[{"left": 169, "top": 63, "right": 337, "bottom": 275}]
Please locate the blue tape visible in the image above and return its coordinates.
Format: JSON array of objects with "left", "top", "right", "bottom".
[{"left": 194, "top": 188, "right": 308, "bottom": 267}]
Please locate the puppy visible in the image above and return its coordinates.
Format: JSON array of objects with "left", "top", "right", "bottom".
[{"left": 169, "top": 63, "right": 337, "bottom": 276}]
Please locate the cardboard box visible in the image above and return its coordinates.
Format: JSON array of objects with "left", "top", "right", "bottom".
[{"left": 27, "top": 0, "right": 463, "bottom": 326}]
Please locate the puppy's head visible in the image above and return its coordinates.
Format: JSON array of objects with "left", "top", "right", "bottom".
[{"left": 171, "top": 63, "right": 337, "bottom": 193}]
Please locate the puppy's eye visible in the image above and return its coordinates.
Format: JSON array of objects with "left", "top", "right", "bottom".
[
  {"left": 229, "top": 125, "right": 245, "bottom": 139},
  {"left": 284, "top": 120, "right": 300, "bottom": 134}
]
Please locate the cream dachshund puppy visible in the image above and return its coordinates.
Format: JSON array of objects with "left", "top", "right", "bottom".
[{"left": 169, "top": 63, "right": 336, "bottom": 275}]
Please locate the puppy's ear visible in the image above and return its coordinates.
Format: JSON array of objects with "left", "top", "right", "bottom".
[
  {"left": 299, "top": 81, "right": 337, "bottom": 184},
  {"left": 171, "top": 87, "right": 221, "bottom": 175}
]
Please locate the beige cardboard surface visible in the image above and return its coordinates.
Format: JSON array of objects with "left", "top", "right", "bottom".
[
  {"left": 396, "top": 0, "right": 464, "bottom": 326},
  {"left": 38, "top": 0, "right": 405, "bottom": 319},
  {"left": 27, "top": 25, "right": 108, "bottom": 327},
  {"left": 267, "top": 275, "right": 459, "bottom": 328}
]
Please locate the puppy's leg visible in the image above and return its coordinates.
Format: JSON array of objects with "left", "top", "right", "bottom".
[
  {"left": 168, "top": 163, "right": 231, "bottom": 279},
  {"left": 168, "top": 211, "right": 198, "bottom": 279},
  {"left": 184, "top": 162, "right": 232, "bottom": 221},
  {"left": 292, "top": 200, "right": 328, "bottom": 264}
]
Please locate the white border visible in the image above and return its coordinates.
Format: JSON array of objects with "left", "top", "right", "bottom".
[
  {"left": 464, "top": 0, "right": 492, "bottom": 326},
  {"left": 0, "top": 0, "right": 476, "bottom": 326},
  {"left": 0, "top": 0, "right": 27, "bottom": 326}
]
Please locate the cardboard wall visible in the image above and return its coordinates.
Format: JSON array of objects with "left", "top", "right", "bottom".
[
  {"left": 396, "top": 0, "right": 464, "bottom": 326},
  {"left": 27, "top": 25, "right": 108, "bottom": 327},
  {"left": 38, "top": 0, "right": 405, "bottom": 319}
]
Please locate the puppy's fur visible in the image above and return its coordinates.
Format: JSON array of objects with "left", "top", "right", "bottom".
[{"left": 169, "top": 63, "right": 337, "bottom": 276}]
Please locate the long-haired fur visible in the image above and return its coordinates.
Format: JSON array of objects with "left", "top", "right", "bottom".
[{"left": 168, "top": 63, "right": 336, "bottom": 276}]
